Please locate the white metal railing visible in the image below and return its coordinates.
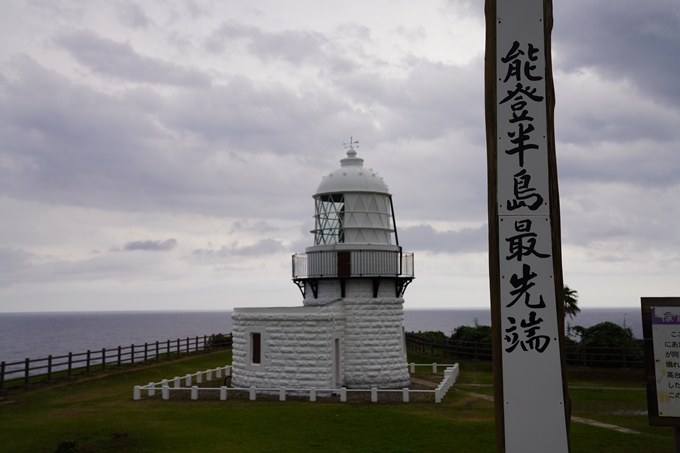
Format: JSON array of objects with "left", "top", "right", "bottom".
[
  {"left": 133, "top": 363, "right": 459, "bottom": 404},
  {"left": 292, "top": 250, "right": 414, "bottom": 279}
]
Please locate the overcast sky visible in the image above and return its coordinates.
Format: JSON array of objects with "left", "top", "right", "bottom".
[{"left": 1, "top": 0, "right": 678, "bottom": 313}]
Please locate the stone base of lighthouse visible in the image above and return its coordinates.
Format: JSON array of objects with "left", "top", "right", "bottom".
[
  {"left": 231, "top": 278, "right": 410, "bottom": 391},
  {"left": 303, "top": 278, "right": 410, "bottom": 388},
  {"left": 230, "top": 304, "right": 346, "bottom": 392}
]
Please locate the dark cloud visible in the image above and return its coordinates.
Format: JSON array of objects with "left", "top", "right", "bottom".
[
  {"left": 115, "top": 238, "right": 178, "bottom": 252},
  {"left": 231, "top": 239, "right": 287, "bottom": 256},
  {"left": 160, "top": 54, "right": 485, "bottom": 160},
  {"left": 399, "top": 224, "right": 487, "bottom": 254},
  {"left": 333, "top": 58, "right": 485, "bottom": 145},
  {"left": 114, "top": 1, "right": 153, "bottom": 29},
  {"left": 27, "top": 0, "right": 87, "bottom": 21},
  {"left": 54, "top": 30, "right": 211, "bottom": 86},
  {"left": 0, "top": 247, "right": 33, "bottom": 273},
  {"left": 229, "top": 220, "right": 280, "bottom": 234},
  {"left": 557, "top": 144, "right": 680, "bottom": 188},
  {"left": 0, "top": 56, "right": 165, "bottom": 204},
  {"left": 2, "top": 1, "right": 676, "bottom": 245},
  {"left": 0, "top": 58, "right": 311, "bottom": 220},
  {"left": 544, "top": 1, "right": 680, "bottom": 188},
  {"left": 394, "top": 25, "right": 427, "bottom": 42},
  {"left": 554, "top": 0, "right": 680, "bottom": 108},
  {"left": 158, "top": 74, "right": 354, "bottom": 154},
  {"left": 0, "top": 242, "right": 166, "bottom": 288},
  {"left": 560, "top": 182, "right": 680, "bottom": 254},
  {"left": 192, "top": 239, "right": 287, "bottom": 258},
  {"left": 205, "top": 21, "right": 336, "bottom": 67},
  {"left": 183, "top": 0, "right": 209, "bottom": 18}
]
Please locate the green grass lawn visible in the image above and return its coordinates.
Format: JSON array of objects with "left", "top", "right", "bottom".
[{"left": 0, "top": 349, "right": 674, "bottom": 453}]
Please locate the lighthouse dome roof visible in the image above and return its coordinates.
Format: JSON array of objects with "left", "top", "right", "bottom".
[{"left": 315, "top": 149, "right": 390, "bottom": 196}]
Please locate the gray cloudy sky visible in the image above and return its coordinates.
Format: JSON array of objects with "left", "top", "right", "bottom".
[{"left": 0, "top": 0, "right": 678, "bottom": 312}]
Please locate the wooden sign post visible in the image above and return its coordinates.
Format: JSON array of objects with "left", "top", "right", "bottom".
[{"left": 484, "top": 0, "right": 571, "bottom": 451}]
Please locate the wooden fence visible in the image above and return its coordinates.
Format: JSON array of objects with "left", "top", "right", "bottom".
[
  {"left": 405, "top": 332, "right": 644, "bottom": 368},
  {"left": 0, "top": 333, "right": 232, "bottom": 393}
]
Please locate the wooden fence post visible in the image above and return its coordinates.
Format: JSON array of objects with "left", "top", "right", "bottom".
[
  {"left": 24, "top": 358, "right": 30, "bottom": 388},
  {"left": 144, "top": 343, "right": 148, "bottom": 363},
  {"left": 131, "top": 344, "right": 135, "bottom": 364},
  {"left": 622, "top": 346, "right": 627, "bottom": 368},
  {"left": 582, "top": 346, "right": 587, "bottom": 367},
  {"left": 68, "top": 352, "right": 73, "bottom": 378},
  {"left": 0, "top": 361, "right": 5, "bottom": 394},
  {"left": 176, "top": 338, "right": 180, "bottom": 356},
  {"left": 102, "top": 349, "right": 106, "bottom": 371},
  {"left": 86, "top": 350, "right": 91, "bottom": 374},
  {"left": 156, "top": 341, "right": 160, "bottom": 362},
  {"left": 47, "top": 355, "right": 52, "bottom": 382},
  {"left": 204, "top": 335, "right": 207, "bottom": 352},
  {"left": 117, "top": 346, "right": 122, "bottom": 369}
]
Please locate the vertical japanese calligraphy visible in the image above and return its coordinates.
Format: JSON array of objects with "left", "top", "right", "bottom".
[
  {"left": 497, "top": 39, "right": 549, "bottom": 216},
  {"left": 500, "top": 215, "right": 556, "bottom": 359},
  {"left": 492, "top": 0, "right": 570, "bottom": 452}
]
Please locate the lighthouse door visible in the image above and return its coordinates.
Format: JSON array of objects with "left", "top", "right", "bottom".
[{"left": 337, "top": 252, "right": 351, "bottom": 277}]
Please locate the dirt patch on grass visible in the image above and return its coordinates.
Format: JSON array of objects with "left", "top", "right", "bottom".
[{"left": 53, "top": 432, "right": 143, "bottom": 453}]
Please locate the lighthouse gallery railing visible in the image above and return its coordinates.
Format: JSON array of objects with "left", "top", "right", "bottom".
[{"left": 292, "top": 250, "right": 414, "bottom": 279}]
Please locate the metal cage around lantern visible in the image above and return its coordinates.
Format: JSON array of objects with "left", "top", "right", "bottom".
[
  {"left": 292, "top": 250, "right": 413, "bottom": 279},
  {"left": 291, "top": 250, "right": 414, "bottom": 299}
]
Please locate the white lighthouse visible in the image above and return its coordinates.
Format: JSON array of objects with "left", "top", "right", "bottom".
[{"left": 231, "top": 145, "right": 414, "bottom": 391}]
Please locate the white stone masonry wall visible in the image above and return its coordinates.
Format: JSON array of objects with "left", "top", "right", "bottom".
[
  {"left": 302, "top": 279, "right": 342, "bottom": 306},
  {"left": 302, "top": 277, "right": 401, "bottom": 307},
  {"left": 231, "top": 306, "right": 345, "bottom": 392},
  {"left": 341, "top": 279, "right": 410, "bottom": 388}
]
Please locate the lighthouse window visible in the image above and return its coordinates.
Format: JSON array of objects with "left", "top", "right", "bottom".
[
  {"left": 315, "top": 194, "right": 345, "bottom": 245},
  {"left": 251, "top": 332, "right": 261, "bottom": 364}
]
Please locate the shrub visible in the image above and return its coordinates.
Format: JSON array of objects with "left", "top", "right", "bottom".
[
  {"left": 450, "top": 319, "right": 492, "bottom": 343},
  {"left": 446, "top": 320, "right": 493, "bottom": 360},
  {"left": 207, "top": 333, "right": 232, "bottom": 349},
  {"left": 416, "top": 331, "right": 447, "bottom": 341},
  {"left": 569, "top": 321, "right": 634, "bottom": 348},
  {"left": 568, "top": 321, "right": 639, "bottom": 367}
]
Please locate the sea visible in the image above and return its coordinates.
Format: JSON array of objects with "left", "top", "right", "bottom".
[{"left": 0, "top": 308, "right": 641, "bottom": 365}]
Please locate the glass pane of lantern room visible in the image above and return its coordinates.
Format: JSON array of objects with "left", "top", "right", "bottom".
[{"left": 316, "top": 194, "right": 344, "bottom": 244}]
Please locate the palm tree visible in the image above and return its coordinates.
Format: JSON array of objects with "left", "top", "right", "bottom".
[{"left": 564, "top": 285, "right": 580, "bottom": 319}]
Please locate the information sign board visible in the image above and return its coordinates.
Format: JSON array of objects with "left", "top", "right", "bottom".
[{"left": 642, "top": 297, "right": 680, "bottom": 426}]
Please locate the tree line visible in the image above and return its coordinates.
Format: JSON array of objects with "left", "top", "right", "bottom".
[{"left": 416, "top": 285, "right": 640, "bottom": 352}]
